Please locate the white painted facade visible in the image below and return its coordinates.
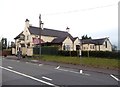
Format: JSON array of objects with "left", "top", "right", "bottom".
[
  {"left": 62, "top": 36, "right": 73, "bottom": 51},
  {"left": 82, "top": 39, "right": 112, "bottom": 51},
  {"left": 13, "top": 19, "right": 112, "bottom": 56},
  {"left": 73, "top": 38, "right": 81, "bottom": 51},
  {"left": 14, "top": 19, "right": 80, "bottom": 56}
]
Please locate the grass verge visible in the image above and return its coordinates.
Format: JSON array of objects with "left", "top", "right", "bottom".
[{"left": 29, "top": 55, "right": 119, "bottom": 70}]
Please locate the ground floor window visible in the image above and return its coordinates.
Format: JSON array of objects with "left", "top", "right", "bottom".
[{"left": 65, "top": 45, "right": 70, "bottom": 51}]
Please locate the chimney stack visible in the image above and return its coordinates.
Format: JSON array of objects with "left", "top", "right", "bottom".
[{"left": 25, "top": 19, "right": 30, "bottom": 28}]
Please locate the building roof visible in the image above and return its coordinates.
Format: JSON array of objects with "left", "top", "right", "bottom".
[
  {"left": 73, "top": 37, "right": 79, "bottom": 41},
  {"left": 14, "top": 31, "right": 24, "bottom": 39},
  {"left": 81, "top": 38, "right": 108, "bottom": 45},
  {"left": 29, "top": 26, "right": 70, "bottom": 36},
  {"left": 51, "top": 37, "right": 67, "bottom": 44},
  {"left": 28, "top": 26, "right": 74, "bottom": 42}
]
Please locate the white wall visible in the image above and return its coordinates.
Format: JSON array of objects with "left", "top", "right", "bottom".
[
  {"left": 62, "top": 36, "right": 73, "bottom": 51},
  {"left": 73, "top": 38, "right": 80, "bottom": 51},
  {"left": 41, "top": 35, "right": 56, "bottom": 42},
  {"left": 81, "top": 39, "right": 112, "bottom": 51}
]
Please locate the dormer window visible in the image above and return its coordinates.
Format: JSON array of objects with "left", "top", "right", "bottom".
[{"left": 19, "top": 34, "right": 25, "bottom": 40}]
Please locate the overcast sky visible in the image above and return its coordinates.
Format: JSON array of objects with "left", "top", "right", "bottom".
[{"left": 0, "top": 0, "right": 119, "bottom": 47}]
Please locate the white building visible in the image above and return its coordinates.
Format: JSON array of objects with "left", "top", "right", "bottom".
[{"left": 13, "top": 19, "right": 80, "bottom": 56}]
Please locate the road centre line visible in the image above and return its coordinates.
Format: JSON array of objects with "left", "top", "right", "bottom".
[
  {"left": 42, "top": 76, "right": 52, "bottom": 81},
  {"left": 0, "top": 66, "right": 58, "bottom": 87},
  {"left": 110, "top": 74, "right": 120, "bottom": 81}
]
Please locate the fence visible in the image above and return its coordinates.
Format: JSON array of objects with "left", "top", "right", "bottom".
[{"left": 33, "top": 46, "right": 59, "bottom": 55}]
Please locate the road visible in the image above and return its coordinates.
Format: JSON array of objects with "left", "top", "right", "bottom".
[{"left": 0, "top": 56, "right": 119, "bottom": 87}]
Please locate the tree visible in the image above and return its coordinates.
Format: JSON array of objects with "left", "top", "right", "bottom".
[
  {"left": 82, "top": 35, "right": 92, "bottom": 40},
  {"left": 1, "top": 38, "right": 7, "bottom": 50},
  {"left": 112, "top": 45, "right": 117, "bottom": 51},
  {"left": 11, "top": 41, "right": 15, "bottom": 48}
]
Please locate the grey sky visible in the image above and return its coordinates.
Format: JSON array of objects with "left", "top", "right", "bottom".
[{"left": 0, "top": 0, "right": 119, "bottom": 47}]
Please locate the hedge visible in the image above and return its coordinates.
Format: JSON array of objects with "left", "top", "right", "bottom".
[
  {"left": 58, "top": 50, "right": 119, "bottom": 59},
  {"left": 33, "top": 46, "right": 119, "bottom": 59}
]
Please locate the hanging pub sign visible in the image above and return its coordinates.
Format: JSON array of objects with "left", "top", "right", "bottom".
[{"left": 32, "top": 38, "right": 44, "bottom": 44}]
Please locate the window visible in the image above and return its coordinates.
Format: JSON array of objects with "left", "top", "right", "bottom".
[
  {"left": 27, "top": 35, "right": 29, "bottom": 40},
  {"left": 90, "top": 45, "right": 94, "bottom": 49},
  {"left": 20, "top": 35, "right": 25, "bottom": 40},
  {"left": 105, "top": 41, "right": 107, "bottom": 48},
  {"left": 90, "top": 45, "right": 92, "bottom": 49},
  {"left": 65, "top": 45, "right": 70, "bottom": 51}
]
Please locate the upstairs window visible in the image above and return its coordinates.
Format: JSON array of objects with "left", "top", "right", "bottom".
[
  {"left": 105, "top": 41, "right": 107, "bottom": 48},
  {"left": 19, "top": 35, "right": 25, "bottom": 40},
  {"left": 66, "top": 45, "right": 70, "bottom": 51},
  {"left": 27, "top": 35, "right": 29, "bottom": 40}
]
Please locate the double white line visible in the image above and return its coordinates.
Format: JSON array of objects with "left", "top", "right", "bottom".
[{"left": 0, "top": 66, "right": 58, "bottom": 87}]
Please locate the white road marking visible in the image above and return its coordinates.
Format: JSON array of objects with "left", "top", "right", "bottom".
[
  {"left": 42, "top": 76, "right": 52, "bottom": 81},
  {"left": 110, "top": 74, "right": 120, "bottom": 81},
  {"left": 0, "top": 66, "right": 57, "bottom": 86},
  {"left": 7, "top": 66, "right": 13, "bottom": 69},
  {"left": 17, "top": 61, "right": 20, "bottom": 62},
  {"left": 56, "top": 68, "right": 90, "bottom": 76},
  {"left": 69, "top": 70, "right": 79, "bottom": 74},
  {"left": 39, "top": 64, "right": 43, "bottom": 66},
  {"left": 57, "top": 68, "right": 68, "bottom": 72},
  {"left": 55, "top": 66, "right": 60, "bottom": 69}
]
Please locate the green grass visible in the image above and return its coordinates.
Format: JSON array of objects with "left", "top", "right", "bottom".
[{"left": 30, "top": 55, "right": 119, "bottom": 70}]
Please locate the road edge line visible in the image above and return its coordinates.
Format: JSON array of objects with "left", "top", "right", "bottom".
[{"left": 0, "top": 66, "right": 57, "bottom": 86}]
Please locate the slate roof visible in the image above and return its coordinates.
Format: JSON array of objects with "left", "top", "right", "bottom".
[
  {"left": 51, "top": 37, "right": 67, "bottom": 44},
  {"left": 81, "top": 38, "right": 108, "bottom": 45},
  {"left": 14, "top": 31, "right": 24, "bottom": 39},
  {"left": 15, "top": 26, "right": 74, "bottom": 43},
  {"left": 73, "top": 37, "right": 78, "bottom": 41},
  {"left": 28, "top": 26, "right": 74, "bottom": 42}
]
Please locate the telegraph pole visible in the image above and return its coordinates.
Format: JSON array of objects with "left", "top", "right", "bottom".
[
  {"left": 39, "top": 14, "right": 44, "bottom": 57},
  {"left": 39, "top": 14, "right": 41, "bottom": 57}
]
